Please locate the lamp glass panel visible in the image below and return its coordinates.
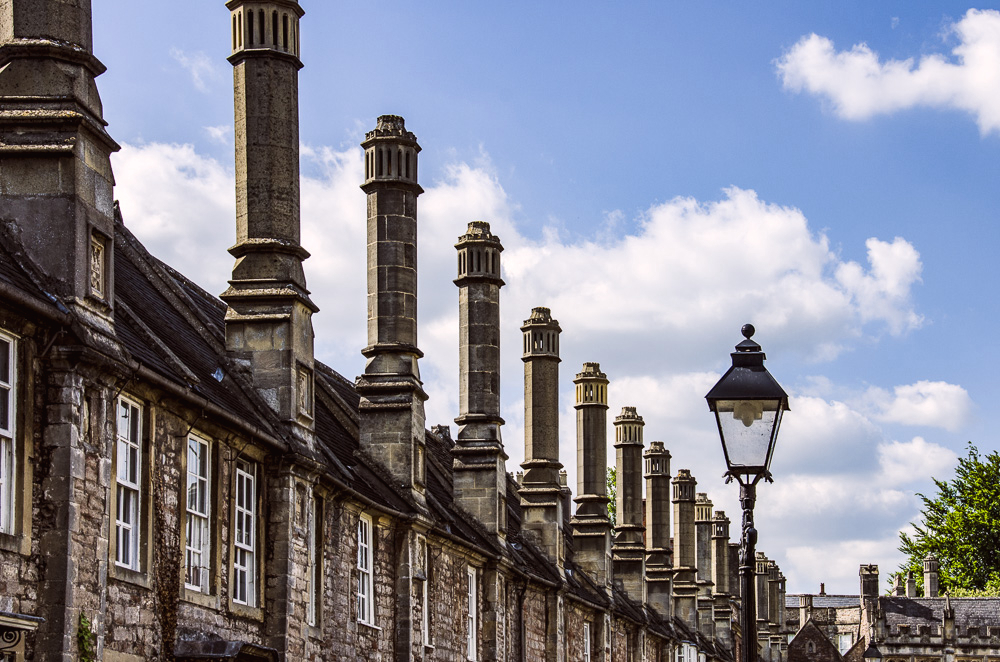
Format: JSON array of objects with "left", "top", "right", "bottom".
[{"left": 713, "top": 399, "right": 781, "bottom": 469}]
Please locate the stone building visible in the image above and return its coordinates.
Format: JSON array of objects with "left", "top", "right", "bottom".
[
  {"left": 785, "top": 564, "right": 1000, "bottom": 662},
  {"left": 0, "top": 1, "right": 782, "bottom": 660}
]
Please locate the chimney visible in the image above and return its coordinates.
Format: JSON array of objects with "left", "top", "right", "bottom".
[
  {"left": 756, "top": 553, "right": 770, "bottom": 629},
  {"left": 0, "top": 0, "right": 120, "bottom": 322},
  {"left": 798, "top": 595, "right": 812, "bottom": 627},
  {"left": 712, "top": 511, "right": 733, "bottom": 646},
  {"left": 767, "top": 561, "right": 781, "bottom": 625},
  {"left": 452, "top": 221, "right": 507, "bottom": 538},
  {"left": 923, "top": 555, "right": 939, "bottom": 597},
  {"left": 819, "top": 582, "right": 826, "bottom": 596},
  {"left": 644, "top": 441, "right": 672, "bottom": 616},
  {"left": 571, "top": 363, "right": 612, "bottom": 590},
  {"left": 672, "top": 469, "right": 698, "bottom": 628},
  {"left": 695, "top": 493, "right": 715, "bottom": 637},
  {"left": 893, "top": 573, "right": 905, "bottom": 596},
  {"left": 354, "top": 115, "right": 428, "bottom": 506},
  {"left": 222, "top": 0, "right": 317, "bottom": 443},
  {"left": 519, "top": 307, "right": 563, "bottom": 566},
  {"left": 612, "top": 405, "right": 645, "bottom": 601},
  {"left": 906, "top": 571, "right": 917, "bottom": 598}
]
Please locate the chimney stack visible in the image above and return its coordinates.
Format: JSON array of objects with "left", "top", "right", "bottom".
[
  {"left": 906, "top": 571, "right": 917, "bottom": 598},
  {"left": 222, "top": 0, "right": 317, "bottom": 442},
  {"left": 712, "top": 511, "right": 733, "bottom": 647},
  {"left": 612, "top": 405, "right": 645, "bottom": 601},
  {"left": 923, "top": 555, "right": 939, "bottom": 597},
  {"left": 672, "top": 469, "right": 698, "bottom": 628},
  {"left": 0, "top": 0, "right": 120, "bottom": 323},
  {"left": 519, "top": 307, "right": 563, "bottom": 566},
  {"left": 695, "top": 493, "right": 715, "bottom": 637},
  {"left": 452, "top": 221, "right": 507, "bottom": 537},
  {"left": 644, "top": 441, "right": 672, "bottom": 616},
  {"left": 355, "top": 115, "right": 428, "bottom": 506}
]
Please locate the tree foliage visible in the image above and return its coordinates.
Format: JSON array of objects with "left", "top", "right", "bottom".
[{"left": 898, "top": 444, "right": 1000, "bottom": 595}]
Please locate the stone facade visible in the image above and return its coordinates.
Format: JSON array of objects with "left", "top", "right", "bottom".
[{"left": 0, "top": 1, "right": 780, "bottom": 661}]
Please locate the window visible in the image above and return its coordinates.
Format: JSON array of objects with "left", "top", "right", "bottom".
[
  {"left": 467, "top": 566, "right": 477, "bottom": 660},
  {"left": 0, "top": 332, "right": 15, "bottom": 534},
  {"left": 185, "top": 436, "right": 211, "bottom": 592},
  {"left": 583, "top": 623, "right": 591, "bottom": 662},
  {"left": 233, "top": 460, "right": 257, "bottom": 606},
  {"left": 115, "top": 397, "right": 142, "bottom": 569},
  {"left": 306, "top": 494, "right": 321, "bottom": 626},
  {"left": 357, "top": 514, "right": 374, "bottom": 624},
  {"left": 838, "top": 634, "right": 854, "bottom": 654},
  {"left": 419, "top": 536, "right": 430, "bottom": 646}
]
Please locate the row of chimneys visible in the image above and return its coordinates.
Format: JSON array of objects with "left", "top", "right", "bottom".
[
  {"left": 862, "top": 557, "right": 940, "bottom": 600},
  {"left": 0, "top": 0, "right": 762, "bottom": 634}
]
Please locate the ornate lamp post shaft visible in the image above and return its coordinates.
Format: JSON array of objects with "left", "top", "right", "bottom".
[{"left": 739, "top": 481, "right": 759, "bottom": 662}]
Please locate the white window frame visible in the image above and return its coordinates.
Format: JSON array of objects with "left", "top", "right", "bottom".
[
  {"left": 357, "top": 513, "right": 374, "bottom": 625},
  {"left": 467, "top": 566, "right": 477, "bottom": 660},
  {"left": 306, "top": 493, "right": 319, "bottom": 626},
  {"left": 185, "top": 435, "right": 211, "bottom": 592},
  {"left": 115, "top": 396, "right": 142, "bottom": 570},
  {"left": 0, "top": 332, "right": 15, "bottom": 535},
  {"left": 232, "top": 459, "right": 257, "bottom": 606},
  {"left": 420, "top": 537, "right": 430, "bottom": 646},
  {"left": 583, "top": 622, "right": 591, "bottom": 662},
  {"left": 838, "top": 633, "right": 854, "bottom": 654}
]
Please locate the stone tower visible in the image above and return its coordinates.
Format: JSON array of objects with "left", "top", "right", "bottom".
[
  {"left": 612, "top": 406, "right": 646, "bottom": 602},
  {"left": 571, "top": 363, "right": 612, "bottom": 590},
  {"left": 673, "top": 469, "right": 698, "bottom": 629},
  {"left": 519, "top": 307, "right": 563, "bottom": 566},
  {"left": 355, "top": 115, "right": 428, "bottom": 507},
  {"left": 0, "top": 0, "right": 120, "bottom": 326},
  {"left": 695, "top": 493, "right": 716, "bottom": 637},
  {"left": 222, "top": 0, "right": 317, "bottom": 442},
  {"left": 452, "top": 221, "right": 507, "bottom": 537},
  {"left": 644, "top": 441, "right": 673, "bottom": 616}
]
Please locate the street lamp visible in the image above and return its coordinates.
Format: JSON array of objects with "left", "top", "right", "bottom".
[
  {"left": 705, "top": 324, "right": 789, "bottom": 662},
  {"left": 862, "top": 641, "right": 883, "bottom": 662}
]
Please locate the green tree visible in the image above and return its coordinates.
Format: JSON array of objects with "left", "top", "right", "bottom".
[
  {"left": 898, "top": 444, "right": 1000, "bottom": 595},
  {"left": 607, "top": 466, "right": 617, "bottom": 528}
]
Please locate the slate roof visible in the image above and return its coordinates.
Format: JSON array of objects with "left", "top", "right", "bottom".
[
  {"left": 880, "top": 597, "right": 1000, "bottom": 630},
  {"left": 786, "top": 595, "right": 859, "bottom": 609}
]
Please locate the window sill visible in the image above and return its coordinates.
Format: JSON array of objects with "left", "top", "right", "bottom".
[
  {"left": 306, "top": 623, "right": 322, "bottom": 641},
  {"left": 229, "top": 601, "right": 264, "bottom": 622},
  {"left": 109, "top": 563, "right": 152, "bottom": 589},
  {"left": 0, "top": 531, "right": 27, "bottom": 555},
  {"left": 182, "top": 586, "right": 220, "bottom": 609},
  {"left": 358, "top": 621, "right": 382, "bottom": 633}
]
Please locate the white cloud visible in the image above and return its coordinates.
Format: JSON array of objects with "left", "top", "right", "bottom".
[
  {"left": 170, "top": 48, "right": 221, "bottom": 93},
  {"left": 879, "top": 436, "right": 957, "bottom": 486},
  {"left": 867, "top": 380, "right": 973, "bottom": 431},
  {"left": 777, "top": 9, "right": 1000, "bottom": 135},
  {"left": 835, "top": 237, "right": 923, "bottom": 335},
  {"left": 205, "top": 125, "right": 231, "bottom": 144}
]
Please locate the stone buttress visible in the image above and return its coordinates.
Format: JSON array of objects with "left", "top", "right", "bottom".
[
  {"left": 222, "top": 0, "right": 317, "bottom": 445},
  {"left": 571, "top": 363, "right": 612, "bottom": 592},
  {"left": 452, "top": 221, "right": 507, "bottom": 538},
  {"left": 612, "top": 406, "right": 645, "bottom": 602},
  {"left": 644, "top": 440, "right": 673, "bottom": 617},
  {"left": 355, "top": 115, "right": 428, "bottom": 509},
  {"left": 519, "top": 307, "right": 564, "bottom": 568}
]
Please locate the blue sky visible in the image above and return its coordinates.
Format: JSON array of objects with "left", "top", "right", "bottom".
[{"left": 92, "top": 1, "right": 1000, "bottom": 594}]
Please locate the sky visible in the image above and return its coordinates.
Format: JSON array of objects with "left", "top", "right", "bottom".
[{"left": 91, "top": 1, "right": 1000, "bottom": 595}]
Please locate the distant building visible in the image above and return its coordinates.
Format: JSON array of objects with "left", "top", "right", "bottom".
[
  {"left": 0, "top": 1, "right": 789, "bottom": 661},
  {"left": 785, "top": 563, "right": 1000, "bottom": 662}
]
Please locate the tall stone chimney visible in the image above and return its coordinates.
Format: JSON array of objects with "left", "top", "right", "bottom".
[
  {"left": 712, "top": 511, "right": 733, "bottom": 647},
  {"left": 644, "top": 441, "right": 672, "bottom": 617},
  {"left": 906, "top": 571, "right": 917, "bottom": 598},
  {"left": 222, "top": 0, "right": 317, "bottom": 443},
  {"left": 0, "top": 0, "right": 120, "bottom": 324},
  {"left": 519, "top": 307, "right": 563, "bottom": 566},
  {"left": 672, "top": 469, "right": 698, "bottom": 629},
  {"left": 695, "top": 493, "right": 716, "bottom": 637},
  {"left": 571, "top": 363, "right": 612, "bottom": 590},
  {"left": 612, "top": 406, "right": 645, "bottom": 602},
  {"left": 452, "top": 221, "right": 507, "bottom": 537},
  {"left": 355, "top": 115, "right": 428, "bottom": 506},
  {"left": 923, "top": 555, "right": 939, "bottom": 597},
  {"left": 756, "top": 553, "right": 770, "bottom": 633}
]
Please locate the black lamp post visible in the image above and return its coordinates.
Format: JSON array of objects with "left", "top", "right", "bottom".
[
  {"left": 705, "top": 324, "right": 789, "bottom": 662},
  {"left": 862, "top": 641, "right": 883, "bottom": 662}
]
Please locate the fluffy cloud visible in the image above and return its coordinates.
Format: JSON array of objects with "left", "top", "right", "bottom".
[
  {"left": 777, "top": 9, "right": 1000, "bottom": 134},
  {"left": 111, "top": 141, "right": 957, "bottom": 593},
  {"left": 169, "top": 48, "right": 222, "bottom": 94},
  {"left": 865, "top": 380, "right": 974, "bottom": 431}
]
